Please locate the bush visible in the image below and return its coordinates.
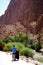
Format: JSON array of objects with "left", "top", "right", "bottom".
[
  {"left": 21, "top": 35, "right": 29, "bottom": 47},
  {"left": 35, "top": 57, "right": 43, "bottom": 63},
  {"left": 4, "top": 42, "right": 25, "bottom": 51},
  {"left": 14, "top": 34, "right": 28, "bottom": 42},
  {"left": 3, "top": 42, "right": 34, "bottom": 58},
  {"left": 3, "top": 43, "right": 13, "bottom": 51},
  {"left": 26, "top": 38, "right": 34, "bottom": 48},
  {"left": 34, "top": 42, "right": 42, "bottom": 51},
  {"left": 20, "top": 47, "right": 34, "bottom": 58},
  {"left": 3, "top": 35, "right": 13, "bottom": 43},
  {"left": 4, "top": 45, "right": 12, "bottom": 51},
  {"left": 3, "top": 34, "right": 34, "bottom": 48},
  {"left": 14, "top": 34, "right": 33, "bottom": 47},
  {"left": 3, "top": 34, "right": 42, "bottom": 52},
  {"left": 31, "top": 41, "right": 42, "bottom": 51},
  {"left": 0, "top": 39, "right": 5, "bottom": 50},
  {"left": 15, "top": 42, "right": 25, "bottom": 49},
  {"left": 0, "top": 39, "right": 4, "bottom": 45}
]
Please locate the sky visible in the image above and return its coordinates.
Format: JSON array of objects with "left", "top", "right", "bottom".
[{"left": 0, "top": 0, "right": 10, "bottom": 16}]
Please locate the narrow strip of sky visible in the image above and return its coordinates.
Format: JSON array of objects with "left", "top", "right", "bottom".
[{"left": 0, "top": 0, "right": 10, "bottom": 16}]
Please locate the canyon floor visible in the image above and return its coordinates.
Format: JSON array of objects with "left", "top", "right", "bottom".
[
  {"left": 0, "top": 51, "right": 43, "bottom": 65},
  {"left": 0, "top": 51, "right": 35, "bottom": 65}
]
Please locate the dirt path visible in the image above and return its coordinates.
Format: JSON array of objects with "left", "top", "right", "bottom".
[{"left": 0, "top": 51, "right": 35, "bottom": 65}]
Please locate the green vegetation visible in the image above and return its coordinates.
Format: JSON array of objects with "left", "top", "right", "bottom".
[
  {"left": 3, "top": 42, "right": 34, "bottom": 58},
  {"left": 0, "top": 39, "right": 5, "bottom": 51},
  {"left": 0, "top": 39, "right": 4, "bottom": 46},
  {"left": 0, "top": 33, "right": 42, "bottom": 58},
  {"left": 20, "top": 47, "right": 34, "bottom": 58},
  {"left": 31, "top": 41, "right": 42, "bottom": 51},
  {"left": 4, "top": 42, "right": 25, "bottom": 51},
  {"left": 36, "top": 57, "right": 43, "bottom": 63},
  {"left": 0, "top": 33, "right": 42, "bottom": 51},
  {"left": 14, "top": 33, "right": 29, "bottom": 46},
  {"left": 3, "top": 35, "right": 14, "bottom": 43}
]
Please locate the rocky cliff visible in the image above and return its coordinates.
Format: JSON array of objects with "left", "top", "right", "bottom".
[
  {"left": 0, "top": 0, "right": 43, "bottom": 36},
  {"left": 0, "top": 22, "right": 26, "bottom": 39}
]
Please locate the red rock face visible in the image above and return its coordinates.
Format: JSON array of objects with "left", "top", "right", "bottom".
[
  {"left": 0, "top": 0, "right": 43, "bottom": 33},
  {"left": 35, "top": 14, "right": 43, "bottom": 33}
]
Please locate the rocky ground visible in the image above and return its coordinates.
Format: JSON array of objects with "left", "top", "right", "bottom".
[
  {"left": 0, "top": 51, "right": 43, "bottom": 65},
  {"left": 21, "top": 52, "right": 43, "bottom": 65},
  {"left": 0, "top": 51, "right": 34, "bottom": 65}
]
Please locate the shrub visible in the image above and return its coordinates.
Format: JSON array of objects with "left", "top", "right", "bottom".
[
  {"left": 14, "top": 34, "right": 28, "bottom": 42},
  {"left": 26, "top": 38, "right": 34, "bottom": 48},
  {"left": 14, "top": 35, "right": 20, "bottom": 42},
  {"left": 4, "top": 45, "right": 12, "bottom": 51},
  {"left": 15, "top": 42, "right": 25, "bottom": 49},
  {"left": 3, "top": 43, "right": 13, "bottom": 51},
  {"left": 0, "top": 39, "right": 3, "bottom": 46},
  {"left": 35, "top": 57, "right": 43, "bottom": 63},
  {"left": 31, "top": 41, "right": 42, "bottom": 51},
  {"left": 0, "top": 39, "right": 5, "bottom": 50},
  {"left": 3, "top": 35, "right": 13, "bottom": 43},
  {"left": 20, "top": 47, "right": 34, "bottom": 58},
  {"left": 14, "top": 34, "right": 33, "bottom": 47},
  {"left": 4, "top": 42, "right": 25, "bottom": 51},
  {"left": 21, "top": 35, "right": 29, "bottom": 47},
  {"left": 35, "top": 42, "right": 42, "bottom": 51},
  {"left": 4, "top": 42, "right": 34, "bottom": 58},
  {"left": 3, "top": 34, "right": 34, "bottom": 48},
  {"left": 3, "top": 33, "right": 42, "bottom": 52}
]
